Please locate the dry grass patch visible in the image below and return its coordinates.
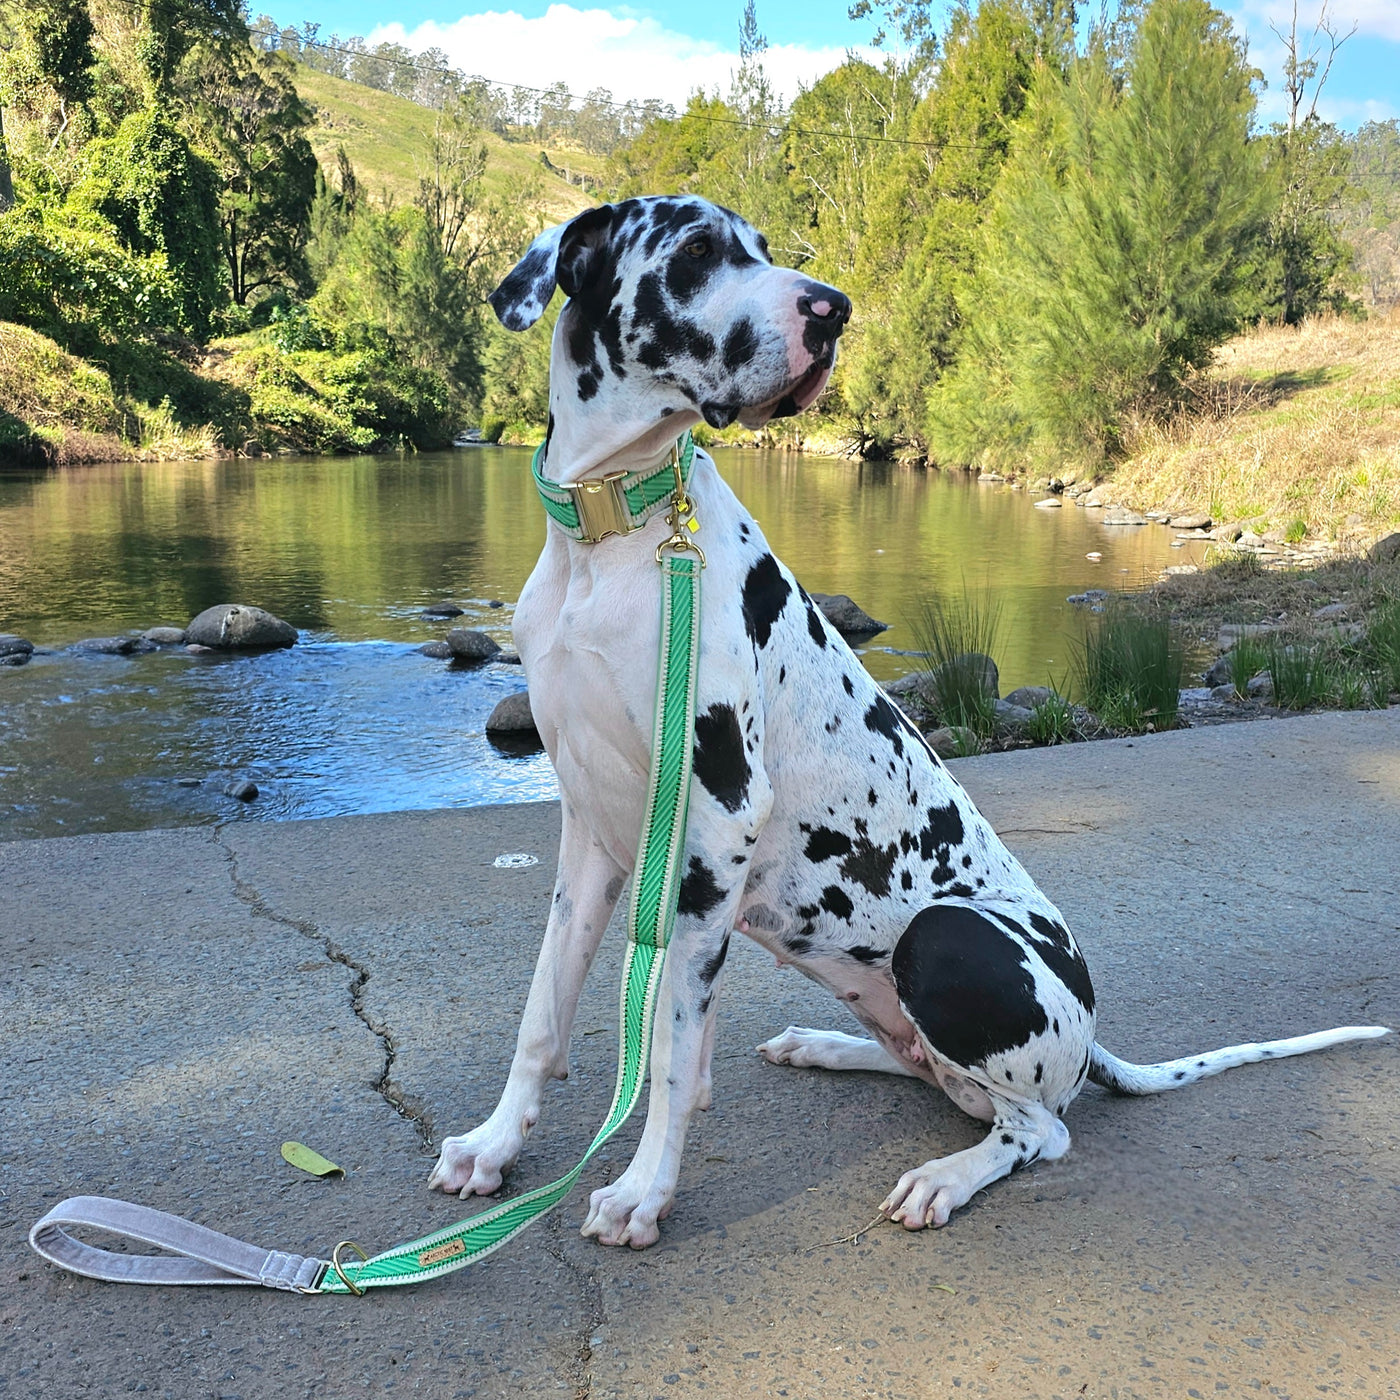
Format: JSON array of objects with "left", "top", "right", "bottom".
[{"left": 1111, "top": 310, "right": 1400, "bottom": 541}]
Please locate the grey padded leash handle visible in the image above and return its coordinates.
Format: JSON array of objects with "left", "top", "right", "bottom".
[{"left": 29, "top": 1196, "right": 328, "bottom": 1291}]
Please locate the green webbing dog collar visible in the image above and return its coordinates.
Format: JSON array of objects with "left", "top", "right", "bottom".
[
  {"left": 533, "top": 432, "right": 695, "bottom": 543},
  {"left": 29, "top": 451, "right": 705, "bottom": 1296}
]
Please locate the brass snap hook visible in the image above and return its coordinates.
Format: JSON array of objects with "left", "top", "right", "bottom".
[{"left": 331, "top": 1239, "right": 369, "bottom": 1296}]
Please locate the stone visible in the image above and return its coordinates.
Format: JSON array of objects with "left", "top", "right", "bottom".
[
  {"left": 977, "top": 472, "right": 1004, "bottom": 482},
  {"left": 175, "top": 777, "right": 201, "bottom": 788},
  {"left": 1169, "top": 513, "right": 1212, "bottom": 530},
  {"left": 923, "top": 725, "right": 976, "bottom": 758},
  {"left": 0, "top": 634, "right": 35, "bottom": 657},
  {"left": 1203, "top": 654, "right": 1235, "bottom": 687},
  {"left": 809, "top": 593, "right": 887, "bottom": 637},
  {"left": 224, "top": 779, "right": 259, "bottom": 802},
  {"left": 0, "top": 650, "right": 30, "bottom": 667},
  {"left": 1311, "top": 602, "right": 1349, "bottom": 620},
  {"left": 1003, "top": 685, "right": 1053, "bottom": 710},
  {"left": 1163, "top": 564, "right": 1199, "bottom": 575},
  {"left": 1368, "top": 532, "right": 1400, "bottom": 566},
  {"left": 1247, "top": 673, "right": 1273, "bottom": 701},
  {"left": 141, "top": 626, "right": 187, "bottom": 645},
  {"left": 1210, "top": 683, "right": 1238, "bottom": 701},
  {"left": 186, "top": 604, "right": 297, "bottom": 650},
  {"left": 421, "top": 602, "right": 464, "bottom": 619},
  {"left": 447, "top": 628, "right": 502, "bottom": 662},
  {"left": 74, "top": 636, "right": 143, "bottom": 655},
  {"left": 185, "top": 643, "right": 217, "bottom": 655},
  {"left": 1212, "top": 521, "right": 1247, "bottom": 542},
  {"left": 486, "top": 691, "right": 537, "bottom": 734},
  {"left": 497, "top": 651, "right": 523, "bottom": 665},
  {"left": 1101, "top": 506, "right": 1147, "bottom": 526},
  {"left": 933, "top": 651, "right": 999, "bottom": 700},
  {"left": 1216, "top": 622, "right": 1281, "bottom": 650},
  {"left": 1034, "top": 497, "right": 1062, "bottom": 509},
  {"left": 1067, "top": 589, "right": 1109, "bottom": 609},
  {"left": 1237, "top": 530, "right": 1265, "bottom": 548},
  {"left": 993, "top": 700, "right": 1034, "bottom": 730},
  {"left": 488, "top": 599, "right": 505, "bottom": 609},
  {"left": 1083, "top": 485, "right": 1116, "bottom": 508},
  {"left": 417, "top": 641, "right": 454, "bottom": 659}
]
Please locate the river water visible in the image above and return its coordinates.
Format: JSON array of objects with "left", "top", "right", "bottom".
[{"left": 0, "top": 446, "right": 1201, "bottom": 841}]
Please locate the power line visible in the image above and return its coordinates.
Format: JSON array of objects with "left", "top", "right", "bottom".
[{"left": 243, "top": 21, "right": 1004, "bottom": 154}]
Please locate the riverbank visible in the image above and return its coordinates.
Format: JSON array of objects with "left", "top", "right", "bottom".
[
  {"left": 3, "top": 712, "right": 1396, "bottom": 1398},
  {"left": 0, "top": 321, "right": 456, "bottom": 466}
]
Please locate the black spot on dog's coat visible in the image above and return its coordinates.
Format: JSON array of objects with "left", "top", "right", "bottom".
[
  {"left": 678, "top": 857, "right": 725, "bottom": 919},
  {"left": 820, "top": 885, "right": 854, "bottom": 921},
  {"left": 840, "top": 830, "right": 898, "bottom": 899},
  {"left": 863, "top": 695, "right": 905, "bottom": 758},
  {"left": 845, "top": 944, "right": 884, "bottom": 964},
  {"left": 698, "top": 932, "right": 731, "bottom": 986},
  {"left": 893, "top": 905, "right": 1050, "bottom": 1071},
  {"left": 741, "top": 554, "right": 791, "bottom": 650},
  {"left": 805, "top": 826, "right": 852, "bottom": 862},
  {"left": 693, "top": 703, "right": 751, "bottom": 813},
  {"left": 722, "top": 316, "right": 758, "bottom": 370}
]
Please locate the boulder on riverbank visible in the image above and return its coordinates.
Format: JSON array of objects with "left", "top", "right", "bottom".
[
  {"left": 186, "top": 604, "right": 297, "bottom": 650},
  {"left": 809, "top": 593, "right": 887, "bottom": 638},
  {"left": 1370, "top": 532, "right": 1400, "bottom": 566}
]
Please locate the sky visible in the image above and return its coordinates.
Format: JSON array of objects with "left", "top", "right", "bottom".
[{"left": 269, "top": 0, "right": 1399, "bottom": 127}]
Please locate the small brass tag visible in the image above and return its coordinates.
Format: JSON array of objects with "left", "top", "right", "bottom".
[{"left": 418, "top": 1238, "right": 467, "bottom": 1267}]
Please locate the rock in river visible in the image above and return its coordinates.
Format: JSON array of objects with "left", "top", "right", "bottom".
[
  {"left": 1, "top": 635, "right": 35, "bottom": 664},
  {"left": 486, "top": 691, "right": 537, "bottom": 734},
  {"left": 74, "top": 636, "right": 150, "bottom": 655},
  {"left": 447, "top": 629, "right": 502, "bottom": 662},
  {"left": 186, "top": 604, "right": 297, "bottom": 650},
  {"left": 417, "top": 641, "right": 454, "bottom": 659},
  {"left": 421, "top": 602, "right": 464, "bottom": 619},
  {"left": 809, "top": 593, "right": 888, "bottom": 638},
  {"left": 142, "top": 626, "right": 188, "bottom": 645}
]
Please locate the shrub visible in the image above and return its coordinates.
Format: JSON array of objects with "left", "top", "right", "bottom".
[
  {"left": 1364, "top": 598, "right": 1400, "bottom": 697},
  {"left": 909, "top": 589, "right": 1003, "bottom": 742},
  {"left": 1263, "top": 637, "right": 1332, "bottom": 710},
  {"left": 1025, "top": 690, "right": 1076, "bottom": 745},
  {"left": 0, "top": 211, "right": 178, "bottom": 334},
  {"left": 1075, "top": 607, "right": 1184, "bottom": 732},
  {"left": 1226, "top": 634, "right": 1270, "bottom": 698}
]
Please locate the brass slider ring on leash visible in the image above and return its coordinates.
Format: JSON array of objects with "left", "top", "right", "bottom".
[{"left": 27, "top": 431, "right": 704, "bottom": 1297}]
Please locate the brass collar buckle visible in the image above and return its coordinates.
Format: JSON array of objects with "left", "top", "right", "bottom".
[{"left": 565, "top": 471, "right": 633, "bottom": 543}]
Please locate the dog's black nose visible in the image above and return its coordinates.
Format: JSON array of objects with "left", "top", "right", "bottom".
[{"left": 797, "top": 284, "right": 852, "bottom": 330}]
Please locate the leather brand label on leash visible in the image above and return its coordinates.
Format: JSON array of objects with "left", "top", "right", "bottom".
[{"left": 417, "top": 1238, "right": 467, "bottom": 1267}]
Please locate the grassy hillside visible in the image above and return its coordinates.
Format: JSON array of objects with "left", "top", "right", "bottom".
[
  {"left": 1108, "top": 311, "right": 1400, "bottom": 543},
  {"left": 292, "top": 64, "right": 601, "bottom": 220}
]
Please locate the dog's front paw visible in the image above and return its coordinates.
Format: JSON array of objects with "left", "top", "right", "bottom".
[
  {"left": 756, "top": 1026, "right": 825, "bottom": 1067},
  {"left": 427, "top": 1114, "right": 532, "bottom": 1198},
  {"left": 580, "top": 1172, "right": 674, "bottom": 1249},
  {"left": 880, "top": 1160, "right": 973, "bottom": 1231}
]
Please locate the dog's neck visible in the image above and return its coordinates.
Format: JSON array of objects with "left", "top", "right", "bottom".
[{"left": 541, "top": 306, "right": 703, "bottom": 485}]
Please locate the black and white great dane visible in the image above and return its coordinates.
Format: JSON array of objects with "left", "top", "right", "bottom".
[{"left": 427, "top": 195, "right": 1389, "bottom": 1243}]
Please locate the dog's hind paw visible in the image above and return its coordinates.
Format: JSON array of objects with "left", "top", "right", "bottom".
[
  {"left": 427, "top": 1115, "right": 532, "bottom": 1198},
  {"left": 755, "top": 1026, "right": 827, "bottom": 1066}
]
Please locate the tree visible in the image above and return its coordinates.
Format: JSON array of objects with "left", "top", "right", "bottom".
[
  {"left": 188, "top": 43, "right": 317, "bottom": 305},
  {"left": 74, "top": 105, "right": 224, "bottom": 334},
  {"left": 929, "top": 0, "right": 1264, "bottom": 467}
]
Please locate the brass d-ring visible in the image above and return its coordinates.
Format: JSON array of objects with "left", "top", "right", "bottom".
[{"left": 331, "top": 1239, "right": 369, "bottom": 1296}]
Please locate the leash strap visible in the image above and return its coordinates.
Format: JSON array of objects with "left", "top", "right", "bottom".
[{"left": 29, "top": 550, "right": 703, "bottom": 1295}]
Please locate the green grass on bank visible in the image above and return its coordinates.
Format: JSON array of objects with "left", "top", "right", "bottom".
[{"left": 292, "top": 64, "right": 601, "bottom": 218}]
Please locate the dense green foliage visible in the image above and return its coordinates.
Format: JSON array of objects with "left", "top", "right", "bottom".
[{"left": 1, "top": 0, "right": 1397, "bottom": 466}]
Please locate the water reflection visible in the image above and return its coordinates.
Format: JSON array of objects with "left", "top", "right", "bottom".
[{"left": 0, "top": 448, "right": 1200, "bottom": 841}]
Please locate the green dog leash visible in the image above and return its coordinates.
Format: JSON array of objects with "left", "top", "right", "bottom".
[{"left": 29, "top": 437, "right": 704, "bottom": 1295}]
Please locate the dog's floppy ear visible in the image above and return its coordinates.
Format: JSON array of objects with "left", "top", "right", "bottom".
[{"left": 489, "top": 204, "right": 617, "bottom": 331}]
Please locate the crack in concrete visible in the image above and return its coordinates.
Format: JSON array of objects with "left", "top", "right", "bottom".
[
  {"left": 542, "top": 1210, "right": 605, "bottom": 1400},
  {"left": 212, "top": 825, "right": 436, "bottom": 1153}
]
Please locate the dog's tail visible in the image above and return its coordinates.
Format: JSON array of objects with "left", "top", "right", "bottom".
[{"left": 1088, "top": 1025, "right": 1390, "bottom": 1095}]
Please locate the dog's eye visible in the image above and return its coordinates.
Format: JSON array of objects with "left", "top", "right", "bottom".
[{"left": 683, "top": 238, "right": 712, "bottom": 259}]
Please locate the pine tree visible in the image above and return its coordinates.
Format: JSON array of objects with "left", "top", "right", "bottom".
[{"left": 929, "top": 0, "right": 1263, "bottom": 468}]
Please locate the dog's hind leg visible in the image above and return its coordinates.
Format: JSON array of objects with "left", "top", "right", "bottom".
[
  {"left": 428, "top": 811, "right": 625, "bottom": 1198},
  {"left": 756, "top": 1027, "right": 920, "bottom": 1076}
]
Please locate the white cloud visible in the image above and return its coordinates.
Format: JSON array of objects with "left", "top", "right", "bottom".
[
  {"left": 365, "top": 4, "right": 859, "bottom": 107},
  {"left": 1229, "top": 0, "right": 1400, "bottom": 42}
]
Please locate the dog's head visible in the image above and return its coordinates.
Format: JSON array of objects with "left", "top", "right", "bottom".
[{"left": 490, "top": 196, "right": 850, "bottom": 460}]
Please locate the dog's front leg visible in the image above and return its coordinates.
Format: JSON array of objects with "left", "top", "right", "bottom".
[
  {"left": 428, "top": 812, "right": 624, "bottom": 1198},
  {"left": 580, "top": 779, "right": 764, "bottom": 1247}
]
